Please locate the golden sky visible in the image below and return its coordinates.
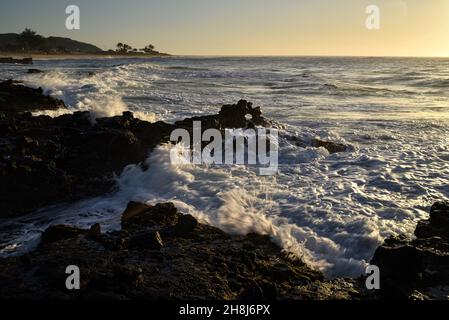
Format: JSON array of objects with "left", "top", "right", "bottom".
[{"left": 1, "top": 0, "right": 449, "bottom": 56}]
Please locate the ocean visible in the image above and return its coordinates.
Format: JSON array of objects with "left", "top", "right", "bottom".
[{"left": 1, "top": 56, "right": 449, "bottom": 278}]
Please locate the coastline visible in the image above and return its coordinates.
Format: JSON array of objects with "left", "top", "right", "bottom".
[
  {"left": 0, "top": 52, "right": 171, "bottom": 60},
  {"left": 0, "top": 80, "right": 448, "bottom": 300}
]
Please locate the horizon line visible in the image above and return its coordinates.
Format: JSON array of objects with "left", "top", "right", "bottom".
[
  {"left": 171, "top": 54, "right": 449, "bottom": 59},
  {"left": 3, "top": 31, "right": 449, "bottom": 60}
]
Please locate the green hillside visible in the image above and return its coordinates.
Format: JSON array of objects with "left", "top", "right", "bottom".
[{"left": 0, "top": 30, "right": 103, "bottom": 53}]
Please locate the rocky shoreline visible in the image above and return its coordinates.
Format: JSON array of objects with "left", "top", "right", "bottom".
[
  {"left": 0, "top": 80, "right": 448, "bottom": 300},
  {"left": 0, "top": 57, "right": 33, "bottom": 65},
  {"left": 0, "top": 80, "right": 272, "bottom": 218},
  {"left": 0, "top": 201, "right": 364, "bottom": 300},
  {"left": 370, "top": 201, "right": 449, "bottom": 299}
]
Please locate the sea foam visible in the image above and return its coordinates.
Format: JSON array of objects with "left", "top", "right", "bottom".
[{"left": 1, "top": 57, "right": 449, "bottom": 279}]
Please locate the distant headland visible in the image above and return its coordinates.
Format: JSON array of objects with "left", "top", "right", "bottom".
[{"left": 0, "top": 29, "right": 170, "bottom": 58}]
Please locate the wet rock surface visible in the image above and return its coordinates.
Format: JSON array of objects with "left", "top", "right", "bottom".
[
  {"left": 0, "top": 95, "right": 273, "bottom": 218},
  {"left": 1, "top": 82, "right": 411, "bottom": 300},
  {"left": 1, "top": 199, "right": 447, "bottom": 300},
  {"left": 27, "top": 68, "right": 43, "bottom": 74},
  {"left": 0, "top": 81, "right": 349, "bottom": 218},
  {"left": 174, "top": 99, "right": 272, "bottom": 130},
  {"left": 0, "top": 57, "right": 33, "bottom": 65},
  {"left": 0, "top": 79, "right": 65, "bottom": 113},
  {"left": 312, "top": 139, "right": 348, "bottom": 154},
  {"left": 0, "top": 202, "right": 363, "bottom": 300},
  {"left": 370, "top": 201, "right": 449, "bottom": 299},
  {"left": 0, "top": 110, "right": 173, "bottom": 217},
  {"left": 286, "top": 135, "right": 350, "bottom": 155}
]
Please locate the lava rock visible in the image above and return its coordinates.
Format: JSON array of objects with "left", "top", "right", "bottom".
[
  {"left": 239, "top": 281, "right": 279, "bottom": 300},
  {"left": 173, "top": 214, "right": 198, "bottom": 236},
  {"left": 0, "top": 110, "right": 169, "bottom": 217},
  {"left": 0, "top": 202, "right": 363, "bottom": 300},
  {"left": 0, "top": 79, "right": 65, "bottom": 113},
  {"left": 175, "top": 99, "right": 271, "bottom": 130},
  {"left": 415, "top": 202, "right": 449, "bottom": 239},
  {"left": 0, "top": 57, "right": 33, "bottom": 65},
  {"left": 88, "top": 223, "right": 102, "bottom": 237},
  {"left": 27, "top": 69, "right": 43, "bottom": 74},
  {"left": 113, "top": 266, "right": 145, "bottom": 289},
  {"left": 218, "top": 100, "right": 267, "bottom": 128},
  {"left": 369, "top": 201, "right": 449, "bottom": 299},
  {"left": 0, "top": 84, "right": 279, "bottom": 218},
  {"left": 121, "top": 201, "right": 152, "bottom": 222},
  {"left": 128, "top": 231, "right": 164, "bottom": 250},
  {"left": 122, "top": 202, "right": 181, "bottom": 233},
  {"left": 312, "top": 139, "right": 348, "bottom": 154},
  {"left": 40, "top": 225, "right": 88, "bottom": 245}
]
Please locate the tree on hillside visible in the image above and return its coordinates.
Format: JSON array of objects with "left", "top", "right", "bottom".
[
  {"left": 116, "top": 43, "right": 133, "bottom": 54},
  {"left": 116, "top": 42, "right": 124, "bottom": 52},
  {"left": 18, "top": 28, "right": 46, "bottom": 50},
  {"left": 141, "top": 44, "right": 155, "bottom": 53}
]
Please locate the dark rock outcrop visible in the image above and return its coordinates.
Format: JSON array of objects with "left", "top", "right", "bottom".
[
  {"left": 0, "top": 57, "right": 32, "bottom": 65},
  {"left": 40, "top": 223, "right": 101, "bottom": 245},
  {"left": 27, "top": 69, "right": 43, "bottom": 74},
  {"left": 0, "top": 202, "right": 362, "bottom": 300},
  {"left": 121, "top": 202, "right": 181, "bottom": 233},
  {"left": 173, "top": 214, "right": 198, "bottom": 236},
  {"left": 41, "top": 225, "right": 89, "bottom": 245},
  {"left": 1, "top": 79, "right": 445, "bottom": 300},
  {"left": 2, "top": 200, "right": 448, "bottom": 300},
  {"left": 0, "top": 80, "right": 348, "bottom": 220},
  {"left": 0, "top": 95, "right": 273, "bottom": 218},
  {"left": 370, "top": 202, "right": 449, "bottom": 299},
  {"left": 415, "top": 202, "right": 449, "bottom": 239},
  {"left": 0, "top": 79, "right": 65, "bottom": 113},
  {"left": 128, "top": 231, "right": 164, "bottom": 250},
  {"left": 286, "top": 135, "right": 350, "bottom": 154},
  {"left": 175, "top": 99, "right": 271, "bottom": 130},
  {"left": 312, "top": 139, "right": 348, "bottom": 154},
  {"left": 0, "top": 110, "right": 173, "bottom": 217}
]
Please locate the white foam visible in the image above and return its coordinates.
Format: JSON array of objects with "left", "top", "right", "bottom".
[
  {"left": 22, "top": 64, "right": 160, "bottom": 122},
  {"left": 1, "top": 58, "right": 449, "bottom": 279},
  {"left": 0, "top": 120, "right": 445, "bottom": 279}
]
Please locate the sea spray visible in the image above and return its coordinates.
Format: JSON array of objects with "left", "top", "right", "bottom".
[{"left": 1, "top": 57, "right": 448, "bottom": 279}]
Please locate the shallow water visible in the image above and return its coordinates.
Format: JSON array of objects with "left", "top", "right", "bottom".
[{"left": 1, "top": 56, "right": 448, "bottom": 278}]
